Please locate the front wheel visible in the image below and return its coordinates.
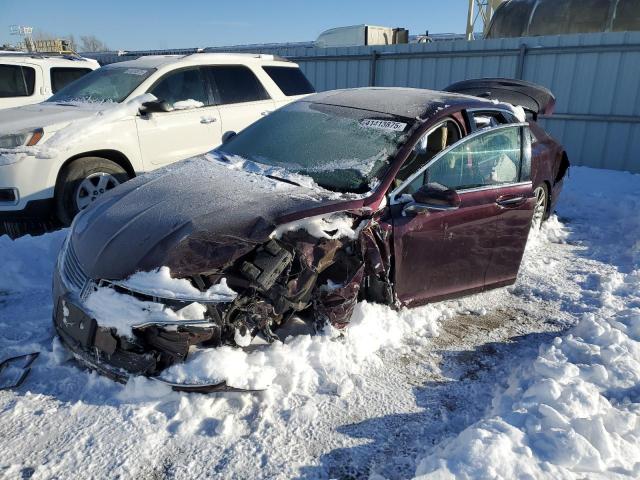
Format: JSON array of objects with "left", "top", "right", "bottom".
[
  {"left": 531, "top": 184, "right": 549, "bottom": 230},
  {"left": 55, "top": 157, "right": 130, "bottom": 226}
]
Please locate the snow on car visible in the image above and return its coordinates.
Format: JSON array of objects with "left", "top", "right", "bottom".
[
  {"left": 0, "top": 53, "right": 314, "bottom": 234},
  {"left": 0, "top": 166, "right": 638, "bottom": 479},
  {"left": 49, "top": 83, "right": 569, "bottom": 391}
]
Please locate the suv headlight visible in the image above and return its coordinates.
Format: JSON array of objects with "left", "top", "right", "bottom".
[{"left": 0, "top": 129, "right": 44, "bottom": 149}]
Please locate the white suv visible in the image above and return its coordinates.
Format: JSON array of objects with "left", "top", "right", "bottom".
[
  {"left": 0, "top": 53, "right": 314, "bottom": 229},
  {"left": 0, "top": 53, "right": 99, "bottom": 110}
]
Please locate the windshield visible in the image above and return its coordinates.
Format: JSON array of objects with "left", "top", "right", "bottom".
[
  {"left": 46, "top": 66, "right": 155, "bottom": 104},
  {"left": 218, "top": 101, "right": 412, "bottom": 193}
]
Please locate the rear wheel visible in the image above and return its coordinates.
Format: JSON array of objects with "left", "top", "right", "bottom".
[
  {"left": 531, "top": 184, "right": 549, "bottom": 230},
  {"left": 55, "top": 157, "right": 130, "bottom": 226}
]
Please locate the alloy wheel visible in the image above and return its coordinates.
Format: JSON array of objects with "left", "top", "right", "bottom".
[
  {"left": 75, "top": 172, "right": 120, "bottom": 211},
  {"left": 531, "top": 185, "right": 548, "bottom": 229}
]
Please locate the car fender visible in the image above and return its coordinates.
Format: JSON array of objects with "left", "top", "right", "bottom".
[{"left": 45, "top": 117, "right": 144, "bottom": 188}]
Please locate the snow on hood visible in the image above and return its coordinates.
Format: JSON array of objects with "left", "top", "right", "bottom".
[
  {"left": 70, "top": 154, "right": 356, "bottom": 281},
  {"left": 0, "top": 94, "right": 154, "bottom": 163}
]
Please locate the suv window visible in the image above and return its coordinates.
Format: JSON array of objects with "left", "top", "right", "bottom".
[
  {"left": 262, "top": 66, "right": 315, "bottom": 96},
  {"left": 207, "top": 66, "right": 270, "bottom": 105},
  {"left": 50, "top": 67, "right": 93, "bottom": 93},
  {"left": 149, "top": 68, "right": 209, "bottom": 108},
  {"left": 404, "top": 126, "right": 522, "bottom": 194},
  {"left": 0, "top": 64, "right": 35, "bottom": 97}
]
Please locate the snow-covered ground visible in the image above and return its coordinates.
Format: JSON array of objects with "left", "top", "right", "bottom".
[{"left": 0, "top": 166, "right": 638, "bottom": 479}]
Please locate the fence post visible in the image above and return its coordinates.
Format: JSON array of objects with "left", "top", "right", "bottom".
[
  {"left": 369, "top": 50, "right": 379, "bottom": 86},
  {"left": 516, "top": 43, "right": 528, "bottom": 79}
]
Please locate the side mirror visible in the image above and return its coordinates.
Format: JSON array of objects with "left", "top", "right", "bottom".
[
  {"left": 403, "top": 183, "right": 461, "bottom": 216},
  {"left": 140, "top": 100, "right": 171, "bottom": 115},
  {"left": 222, "top": 131, "right": 237, "bottom": 143}
]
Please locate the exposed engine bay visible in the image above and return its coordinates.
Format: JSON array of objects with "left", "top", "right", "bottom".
[{"left": 53, "top": 215, "right": 394, "bottom": 388}]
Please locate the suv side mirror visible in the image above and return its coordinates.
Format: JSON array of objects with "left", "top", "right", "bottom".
[
  {"left": 140, "top": 100, "right": 171, "bottom": 115},
  {"left": 404, "top": 183, "right": 461, "bottom": 216}
]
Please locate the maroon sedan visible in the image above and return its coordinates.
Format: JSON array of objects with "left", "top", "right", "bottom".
[{"left": 53, "top": 79, "right": 569, "bottom": 390}]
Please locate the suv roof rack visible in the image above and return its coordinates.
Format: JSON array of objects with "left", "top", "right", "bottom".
[
  {"left": 197, "top": 50, "right": 291, "bottom": 62},
  {"left": 0, "top": 51, "right": 92, "bottom": 62}
]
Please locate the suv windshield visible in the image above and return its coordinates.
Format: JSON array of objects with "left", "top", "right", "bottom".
[
  {"left": 47, "top": 66, "right": 155, "bottom": 104},
  {"left": 218, "top": 101, "right": 412, "bottom": 193}
]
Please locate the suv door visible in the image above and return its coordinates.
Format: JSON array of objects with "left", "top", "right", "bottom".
[
  {"left": 136, "top": 67, "right": 222, "bottom": 167},
  {"left": 204, "top": 65, "right": 276, "bottom": 139},
  {"left": 390, "top": 123, "right": 529, "bottom": 306}
]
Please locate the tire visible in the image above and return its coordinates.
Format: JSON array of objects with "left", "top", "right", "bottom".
[
  {"left": 55, "top": 157, "right": 130, "bottom": 226},
  {"left": 531, "top": 183, "right": 549, "bottom": 230}
]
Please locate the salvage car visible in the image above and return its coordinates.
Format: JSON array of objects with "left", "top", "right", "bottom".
[{"left": 52, "top": 80, "right": 570, "bottom": 392}]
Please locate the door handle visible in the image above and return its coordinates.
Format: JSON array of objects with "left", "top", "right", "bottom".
[
  {"left": 496, "top": 196, "right": 525, "bottom": 208},
  {"left": 200, "top": 116, "right": 218, "bottom": 124},
  {"left": 261, "top": 111, "right": 273, "bottom": 116}
]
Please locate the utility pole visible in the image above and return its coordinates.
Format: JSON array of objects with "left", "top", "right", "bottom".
[{"left": 466, "top": 0, "right": 505, "bottom": 40}]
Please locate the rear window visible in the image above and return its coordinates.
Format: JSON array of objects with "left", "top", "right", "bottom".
[
  {"left": 262, "top": 66, "right": 315, "bottom": 96},
  {"left": 50, "top": 67, "right": 93, "bottom": 93},
  {"left": 207, "top": 66, "right": 270, "bottom": 105},
  {"left": 0, "top": 64, "right": 36, "bottom": 97}
]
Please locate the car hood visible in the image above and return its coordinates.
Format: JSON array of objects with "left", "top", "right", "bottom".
[
  {"left": 0, "top": 102, "right": 107, "bottom": 133},
  {"left": 70, "top": 155, "right": 356, "bottom": 281}
]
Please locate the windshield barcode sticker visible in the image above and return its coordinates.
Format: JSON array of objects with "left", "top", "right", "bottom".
[
  {"left": 124, "top": 68, "right": 148, "bottom": 76},
  {"left": 360, "top": 119, "right": 407, "bottom": 132}
]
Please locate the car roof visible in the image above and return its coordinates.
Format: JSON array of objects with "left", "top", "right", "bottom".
[
  {"left": 106, "top": 52, "right": 295, "bottom": 70},
  {"left": 0, "top": 52, "right": 99, "bottom": 67},
  {"left": 305, "top": 87, "right": 495, "bottom": 120}
]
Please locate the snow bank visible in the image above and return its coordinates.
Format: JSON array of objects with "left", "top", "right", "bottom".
[
  {"left": 415, "top": 167, "right": 640, "bottom": 480},
  {"left": 0, "top": 231, "right": 66, "bottom": 293},
  {"left": 160, "top": 301, "right": 446, "bottom": 390}
]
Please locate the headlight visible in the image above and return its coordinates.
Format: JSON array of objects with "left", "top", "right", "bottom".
[{"left": 0, "top": 129, "right": 44, "bottom": 149}]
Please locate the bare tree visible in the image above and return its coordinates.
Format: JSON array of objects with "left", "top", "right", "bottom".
[{"left": 79, "top": 35, "right": 109, "bottom": 52}]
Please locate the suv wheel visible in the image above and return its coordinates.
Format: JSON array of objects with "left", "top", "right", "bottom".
[{"left": 55, "top": 157, "right": 130, "bottom": 226}]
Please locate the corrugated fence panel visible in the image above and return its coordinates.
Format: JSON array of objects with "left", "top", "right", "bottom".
[{"left": 87, "top": 31, "right": 640, "bottom": 172}]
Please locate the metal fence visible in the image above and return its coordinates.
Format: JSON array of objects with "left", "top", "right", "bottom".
[{"left": 91, "top": 31, "right": 640, "bottom": 172}]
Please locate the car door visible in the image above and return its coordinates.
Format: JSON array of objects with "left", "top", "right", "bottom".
[
  {"left": 390, "top": 124, "right": 527, "bottom": 307},
  {"left": 136, "top": 67, "right": 222, "bottom": 167},
  {"left": 484, "top": 125, "right": 535, "bottom": 287},
  {"left": 204, "top": 65, "right": 276, "bottom": 139}
]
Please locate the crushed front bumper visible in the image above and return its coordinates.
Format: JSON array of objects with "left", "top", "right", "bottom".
[{"left": 53, "top": 268, "right": 241, "bottom": 389}]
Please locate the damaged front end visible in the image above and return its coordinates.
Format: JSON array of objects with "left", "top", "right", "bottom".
[{"left": 53, "top": 214, "right": 394, "bottom": 387}]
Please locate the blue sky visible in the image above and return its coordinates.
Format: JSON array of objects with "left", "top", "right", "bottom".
[{"left": 1, "top": 0, "right": 470, "bottom": 50}]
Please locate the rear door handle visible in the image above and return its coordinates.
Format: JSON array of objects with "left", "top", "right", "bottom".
[{"left": 496, "top": 196, "right": 526, "bottom": 208}]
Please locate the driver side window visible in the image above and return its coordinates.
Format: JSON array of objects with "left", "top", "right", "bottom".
[
  {"left": 394, "top": 120, "right": 460, "bottom": 192},
  {"left": 149, "top": 68, "right": 209, "bottom": 109},
  {"left": 408, "top": 126, "right": 523, "bottom": 193}
]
